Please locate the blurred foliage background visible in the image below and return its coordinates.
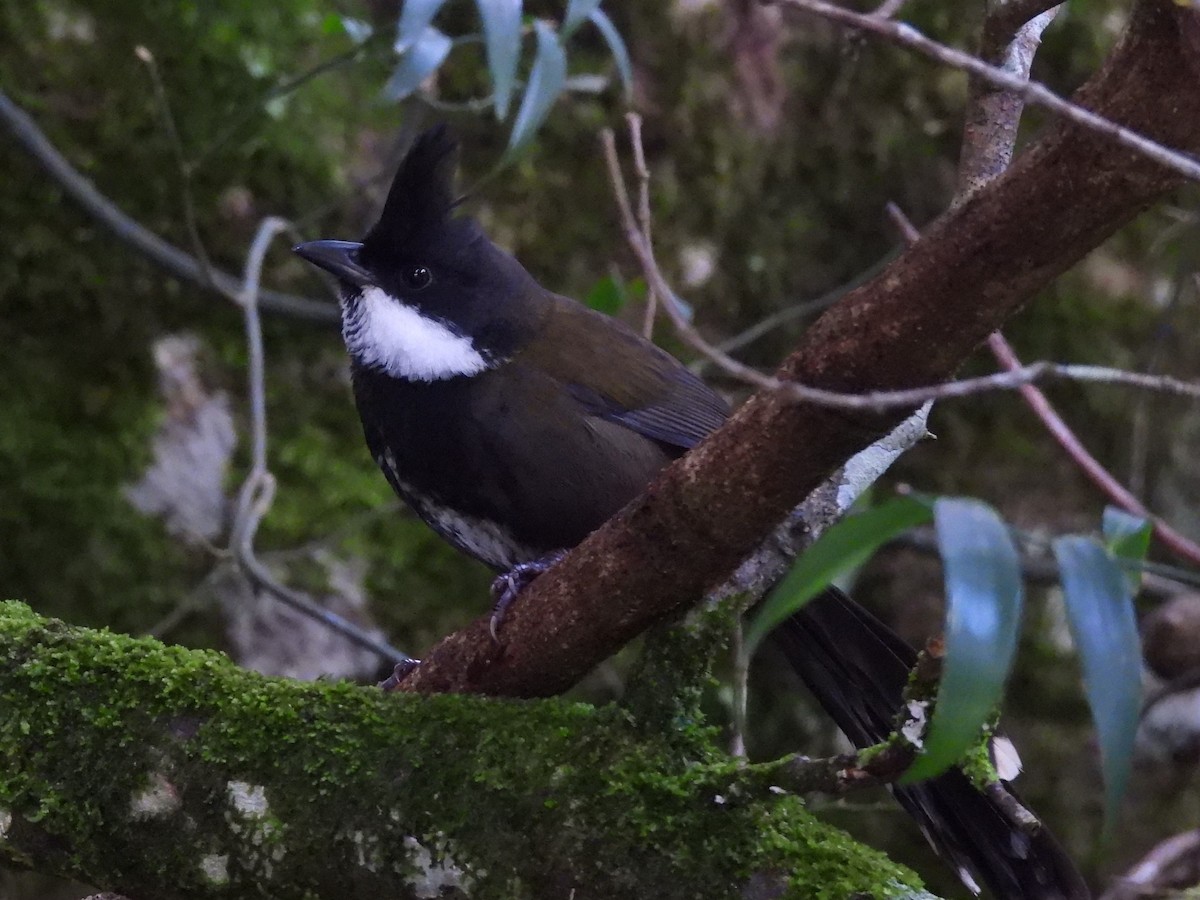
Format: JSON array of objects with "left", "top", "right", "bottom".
[{"left": 4, "top": 0, "right": 1200, "bottom": 896}]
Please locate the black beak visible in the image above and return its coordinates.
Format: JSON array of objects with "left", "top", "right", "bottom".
[{"left": 292, "top": 240, "right": 373, "bottom": 287}]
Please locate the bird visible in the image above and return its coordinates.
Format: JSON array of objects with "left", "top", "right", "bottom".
[{"left": 293, "top": 125, "right": 1089, "bottom": 900}]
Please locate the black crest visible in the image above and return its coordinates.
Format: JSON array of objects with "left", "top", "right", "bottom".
[{"left": 361, "top": 125, "right": 459, "bottom": 258}]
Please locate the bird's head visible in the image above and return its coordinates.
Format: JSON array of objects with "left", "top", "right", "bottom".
[{"left": 294, "top": 125, "right": 543, "bottom": 382}]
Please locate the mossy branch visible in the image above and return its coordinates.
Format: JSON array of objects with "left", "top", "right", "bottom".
[{"left": 0, "top": 603, "right": 937, "bottom": 900}]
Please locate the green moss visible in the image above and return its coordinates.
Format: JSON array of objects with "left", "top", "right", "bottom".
[
  {"left": 956, "top": 722, "right": 1001, "bottom": 790},
  {"left": 0, "top": 603, "right": 930, "bottom": 898}
]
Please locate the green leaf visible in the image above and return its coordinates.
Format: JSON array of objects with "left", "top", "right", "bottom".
[
  {"left": 562, "top": 0, "right": 602, "bottom": 37},
  {"left": 1102, "top": 506, "right": 1152, "bottom": 593},
  {"left": 1103, "top": 507, "right": 1152, "bottom": 558},
  {"left": 476, "top": 0, "right": 522, "bottom": 118},
  {"left": 396, "top": 0, "right": 447, "bottom": 51},
  {"left": 383, "top": 27, "right": 453, "bottom": 101},
  {"left": 1053, "top": 535, "right": 1140, "bottom": 829},
  {"left": 903, "top": 498, "right": 1023, "bottom": 783},
  {"left": 587, "top": 9, "right": 632, "bottom": 101},
  {"left": 746, "top": 495, "right": 933, "bottom": 654},
  {"left": 505, "top": 20, "right": 567, "bottom": 155},
  {"left": 585, "top": 275, "right": 626, "bottom": 314}
]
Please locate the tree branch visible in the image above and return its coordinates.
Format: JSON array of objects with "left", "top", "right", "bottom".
[
  {"left": 0, "top": 88, "right": 338, "bottom": 323},
  {"left": 771, "top": 0, "right": 1200, "bottom": 183},
  {"left": 0, "top": 603, "right": 932, "bottom": 900},
  {"left": 398, "top": 0, "right": 1200, "bottom": 698}
]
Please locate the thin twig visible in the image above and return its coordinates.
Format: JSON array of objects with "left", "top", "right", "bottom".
[
  {"left": 0, "top": 88, "right": 337, "bottom": 322},
  {"left": 988, "top": 333, "right": 1200, "bottom": 568},
  {"left": 881, "top": 0, "right": 1200, "bottom": 571},
  {"left": 603, "top": 128, "right": 1200, "bottom": 412},
  {"left": 626, "top": 114, "right": 659, "bottom": 340},
  {"left": 1099, "top": 829, "right": 1200, "bottom": 900},
  {"left": 769, "top": 0, "right": 1200, "bottom": 184},
  {"left": 189, "top": 38, "right": 382, "bottom": 172},
  {"left": 228, "top": 217, "right": 411, "bottom": 667},
  {"left": 228, "top": 218, "right": 282, "bottom": 554},
  {"left": 943, "top": 0, "right": 1200, "bottom": 567},
  {"left": 871, "top": 0, "right": 911, "bottom": 19},
  {"left": 702, "top": 251, "right": 894, "bottom": 363},
  {"left": 898, "top": 525, "right": 1200, "bottom": 595},
  {"left": 135, "top": 45, "right": 215, "bottom": 285},
  {"left": 730, "top": 620, "right": 748, "bottom": 759},
  {"left": 1128, "top": 265, "right": 1190, "bottom": 497},
  {"left": 742, "top": 641, "right": 944, "bottom": 797},
  {"left": 896, "top": 190, "right": 1200, "bottom": 569}
]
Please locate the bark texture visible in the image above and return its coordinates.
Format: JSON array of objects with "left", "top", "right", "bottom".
[{"left": 401, "top": 0, "right": 1200, "bottom": 698}]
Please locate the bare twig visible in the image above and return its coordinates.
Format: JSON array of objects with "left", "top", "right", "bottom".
[
  {"left": 604, "top": 129, "right": 1200, "bottom": 412},
  {"left": 228, "top": 219, "right": 285, "bottom": 554},
  {"left": 946, "top": 0, "right": 1200, "bottom": 566},
  {"left": 895, "top": 191, "right": 1200, "bottom": 569},
  {"left": 769, "top": 0, "right": 1200, "bottom": 184},
  {"left": 625, "top": 114, "right": 659, "bottom": 339},
  {"left": 1100, "top": 828, "right": 1200, "bottom": 900},
  {"left": 898, "top": 524, "right": 1200, "bottom": 594},
  {"left": 189, "top": 40, "right": 380, "bottom": 172},
  {"left": 702, "top": 251, "right": 895, "bottom": 363},
  {"left": 743, "top": 641, "right": 945, "bottom": 797},
  {"left": 1129, "top": 264, "right": 1190, "bottom": 497},
  {"left": 135, "top": 45, "right": 215, "bottom": 284},
  {"left": 988, "top": 333, "right": 1200, "bottom": 568},
  {"left": 228, "top": 218, "right": 411, "bottom": 667},
  {"left": 0, "top": 88, "right": 337, "bottom": 322}
]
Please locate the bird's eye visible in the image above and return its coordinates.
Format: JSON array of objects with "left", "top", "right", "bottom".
[{"left": 404, "top": 266, "right": 432, "bottom": 290}]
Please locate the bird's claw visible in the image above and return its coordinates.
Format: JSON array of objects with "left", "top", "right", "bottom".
[
  {"left": 378, "top": 657, "right": 421, "bottom": 691},
  {"left": 488, "top": 551, "right": 567, "bottom": 642}
]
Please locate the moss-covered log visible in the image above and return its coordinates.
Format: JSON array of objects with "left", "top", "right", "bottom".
[{"left": 0, "top": 603, "right": 936, "bottom": 899}]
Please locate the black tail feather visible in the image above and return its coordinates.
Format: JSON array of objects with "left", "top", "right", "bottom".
[{"left": 772, "top": 588, "right": 1090, "bottom": 900}]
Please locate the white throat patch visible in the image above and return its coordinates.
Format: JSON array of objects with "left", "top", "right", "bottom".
[{"left": 342, "top": 286, "right": 489, "bottom": 382}]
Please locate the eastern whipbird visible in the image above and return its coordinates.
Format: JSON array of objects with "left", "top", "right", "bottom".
[{"left": 294, "top": 126, "right": 1089, "bottom": 900}]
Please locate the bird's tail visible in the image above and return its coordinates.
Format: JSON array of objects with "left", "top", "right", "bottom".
[{"left": 771, "top": 588, "right": 1090, "bottom": 900}]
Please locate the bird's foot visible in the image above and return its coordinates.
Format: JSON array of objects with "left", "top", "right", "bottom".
[
  {"left": 489, "top": 551, "right": 567, "bottom": 641},
  {"left": 378, "top": 657, "right": 421, "bottom": 692}
]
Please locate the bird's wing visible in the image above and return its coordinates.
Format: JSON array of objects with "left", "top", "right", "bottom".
[{"left": 522, "top": 297, "right": 730, "bottom": 453}]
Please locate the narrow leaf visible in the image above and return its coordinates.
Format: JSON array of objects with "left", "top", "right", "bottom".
[
  {"left": 1102, "top": 506, "right": 1152, "bottom": 593},
  {"left": 1053, "top": 535, "right": 1140, "bottom": 828},
  {"left": 562, "top": 0, "right": 602, "bottom": 36},
  {"left": 588, "top": 8, "right": 632, "bottom": 101},
  {"left": 383, "top": 27, "right": 452, "bottom": 101},
  {"left": 1103, "top": 507, "right": 1152, "bottom": 558},
  {"left": 505, "top": 20, "right": 567, "bottom": 155},
  {"left": 475, "top": 0, "right": 522, "bottom": 118},
  {"left": 903, "top": 498, "right": 1023, "bottom": 783},
  {"left": 747, "top": 496, "right": 933, "bottom": 654},
  {"left": 396, "top": 0, "right": 447, "bottom": 52}
]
